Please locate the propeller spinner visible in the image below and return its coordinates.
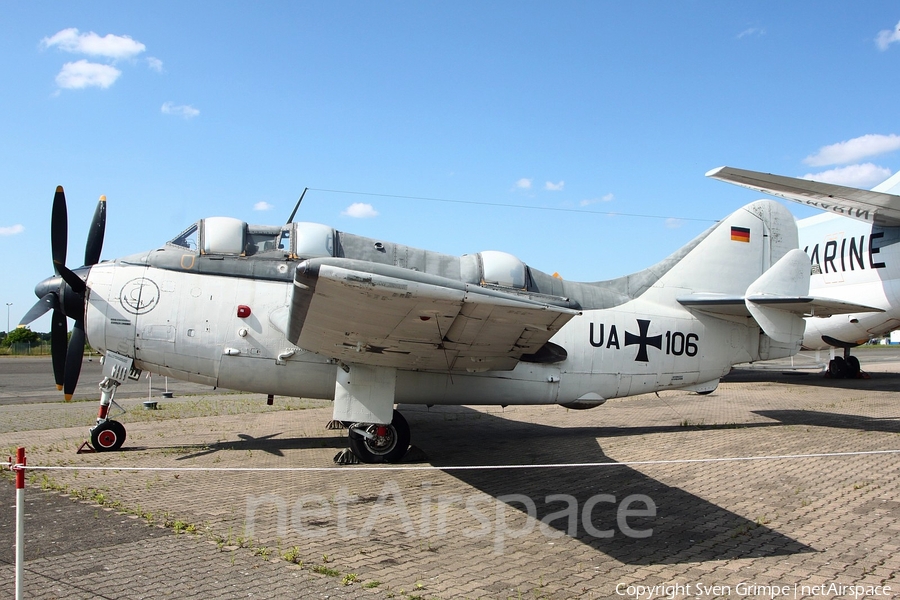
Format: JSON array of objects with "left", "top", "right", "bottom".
[{"left": 19, "top": 186, "right": 106, "bottom": 400}]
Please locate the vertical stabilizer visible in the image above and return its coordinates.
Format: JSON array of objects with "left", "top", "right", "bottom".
[
  {"left": 647, "top": 199, "right": 798, "bottom": 301},
  {"left": 871, "top": 170, "right": 900, "bottom": 194},
  {"left": 745, "top": 248, "right": 809, "bottom": 357}
]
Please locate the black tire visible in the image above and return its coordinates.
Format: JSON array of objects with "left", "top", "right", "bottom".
[
  {"left": 91, "top": 420, "right": 127, "bottom": 451},
  {"left": 846, "top": 355, "right": 861, "bottom": 378},
  {"left": 829, "top": 357, "right": 847, "bottom": 379},
  {"left": 348, "top": 410, "right": 410, "bottom": 464}
]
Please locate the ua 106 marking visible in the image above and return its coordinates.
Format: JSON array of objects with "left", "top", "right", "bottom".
[{"left": 589, "top": 319, "right": 699, "bottom": 362}]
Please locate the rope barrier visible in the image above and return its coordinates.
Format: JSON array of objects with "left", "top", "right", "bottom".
[{"left": 18, "top": 448, "right": 900, "bottom": 473}]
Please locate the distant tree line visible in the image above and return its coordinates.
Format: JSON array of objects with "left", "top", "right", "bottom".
[{"left": 1, "top": 328, "right": 63, "bottom": 348}]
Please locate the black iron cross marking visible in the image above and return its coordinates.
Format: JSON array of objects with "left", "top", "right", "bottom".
[{"left": 624, "top": 319, "right": 662, "bottom": 362}]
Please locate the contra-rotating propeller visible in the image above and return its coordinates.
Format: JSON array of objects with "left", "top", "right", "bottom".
[{"left": 19, "top": 186, "right": 106, "bottom": 400}]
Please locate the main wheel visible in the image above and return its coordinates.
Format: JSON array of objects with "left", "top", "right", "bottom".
[
  {"left": 829, "top": 357, "right": 847, "bottom": 378},
  {"left": 348, "top": 410, "right": 410, "bottom": 464},
  {"left": 846, "top": 355, "right": 861, "bottom": 378},
  {"left": 91, "top": 420, "right": 127, "bottom": 451}
]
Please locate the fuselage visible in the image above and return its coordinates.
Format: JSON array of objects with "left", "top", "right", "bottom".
[
  {"left": 81, "top": 207, "right": 786, "bottom": 407},
  {"left": 798, "top": 212, "right": 900, "bottom": 349},
  {"left": 84, "top": 259, "right": 753, "bottom": 406}
]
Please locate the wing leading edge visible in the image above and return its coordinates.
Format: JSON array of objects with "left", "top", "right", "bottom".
[
  {"left": 706, "top": 166, "right": 900, "bottom": 226},
  {"left": 286, "top": 258, "right": 580, "bottom": 372}
]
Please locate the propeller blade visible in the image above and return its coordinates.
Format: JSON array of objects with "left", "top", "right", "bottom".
[
  {"left": 19, "top": 293, "right": 59, "bottom": 326},
  {"left": 51, "top": 309, "right": 67, "bottom": 391},
  {"left": 84, "top": 195, "right": 106, "bottom": 266},
  {"left": 64, "top": 320, "right": 86, "bottom": 401},
  {"left": 51, "top": 186, "right": 68, "bottom": 273},
  {"left": 55, "top": 262, "right": 86, "bottom": 295}
]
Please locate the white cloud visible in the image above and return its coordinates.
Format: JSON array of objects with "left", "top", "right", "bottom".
[
  {"left": 161, "top": 102, "right": 200, "bottom": 119},
  {"left": 146, "top": 57, "right": 164, "bottom": 72},
  {"left": 41, "top": 28, "right": 146, "bottom": 60},
  {"left": 254, "top": 201, "right": 274, "bottom": 211},
  {"left": 514, "top": 178, "right": 532, "bottom": 190},
  {"left": 802, "top": 163, "right": 893, "bottom": 188},
  {"left": 342, "top": 203, "right": 379, "bottom": 218},
  {"left": 544, "top": 180, "right": 565, "bottom": 191},
  {"left": 737, "top": 27, "right": 765, "bottom": 39},
  {"left": 665, "top": 218, "right": 683, "bottom": 229},
  {"left": 876, "top": 20, "right": 900, "bottom": 51},
  {"left": 803, "top": 134, "right": 900, "bottom": 166},
  {"left": 56, "top": 60, "right": 121, "bottom": 89},
  {"left": 579, "top": 193, "right": 614, "bottom": 207},
  {"left": 0, "top": 224, "right": 24, "bottom": 236}
]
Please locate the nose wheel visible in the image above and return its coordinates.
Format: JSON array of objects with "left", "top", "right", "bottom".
[{"left": 90, "top": 419, "right": 127, "bottom": 451}]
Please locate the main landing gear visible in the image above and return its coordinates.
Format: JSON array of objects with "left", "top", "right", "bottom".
[
  {"left": 827, "top": 354, "right": 862, "bottom": 379},
  {"left": 346, "top": 410, "right": 410, "bottom": 464}
]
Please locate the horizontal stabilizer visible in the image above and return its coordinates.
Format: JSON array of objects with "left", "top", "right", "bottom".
[
  {"left": 678, "top": 249, "right": 883, "bottom": 322},
  {"left": 678, "top": 294, "right": 882, "bottom": 318},
  {"left": 706, "top": 166, "right": 900, "bottom": 226},
  {"left": 744, "top": 249, "right": 807, "bottom": 345}
]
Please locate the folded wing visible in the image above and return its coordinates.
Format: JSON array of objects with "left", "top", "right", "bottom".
[{"left": 285, "top": 258, "right": 580, "bottom": 372}]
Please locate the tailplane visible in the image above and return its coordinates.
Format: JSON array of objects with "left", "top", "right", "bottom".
[{"left": 644, "top": 200, "right": 880, "bottom": 360}]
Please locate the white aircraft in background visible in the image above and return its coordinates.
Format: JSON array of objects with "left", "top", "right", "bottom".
[
  {"left": 708, "top": 166, "right": 900, "bottom": 377},
  {"left": 19, "top": 182, "right": 876, "bottom": 463}
]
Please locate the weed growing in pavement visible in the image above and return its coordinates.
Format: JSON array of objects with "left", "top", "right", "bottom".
[{"left": 312, "top": 564, "right": 341, "bottom": 577}]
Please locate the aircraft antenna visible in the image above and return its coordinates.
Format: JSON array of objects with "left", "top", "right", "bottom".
[{"left": 285, "top": 187, "right": 308, "bottom": 224}]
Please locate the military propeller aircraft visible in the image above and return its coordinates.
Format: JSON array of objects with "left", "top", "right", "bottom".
[
  {"left": 19, "top": 182, "right": 879, "bottom": 463},
  {"left": 708, "top": 166, "right": 900, "bottom": 377}
]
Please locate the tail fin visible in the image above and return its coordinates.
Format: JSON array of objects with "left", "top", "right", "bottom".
[
  {"left": 657, "top": 200, "right": 882, "bottom": 360},
  {"left": 872, "top": 170, "right": 900, "bottom": 194},
  {"left": 650, "top": 199, "right": 798, "bottom": 297},
  {"left": 744, "top": 248, "right": 809, "bottom": 357}
]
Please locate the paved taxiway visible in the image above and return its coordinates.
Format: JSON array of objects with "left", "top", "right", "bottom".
[{"left": 1, "top": 350, "right": 899, "bottom": 599}]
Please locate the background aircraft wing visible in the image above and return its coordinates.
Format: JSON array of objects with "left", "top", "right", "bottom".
[
  {"left": 706, "top": 166, "right": 900, "bottom": 226},
  {"left": 286, "top": 259, "right": 579, "bottom": 371}
]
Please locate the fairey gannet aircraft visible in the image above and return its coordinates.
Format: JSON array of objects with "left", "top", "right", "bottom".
[
  {"left": 708, "top": 166, "right": 900, "bottom": 377},
  {"left": 19, "top": 181, "right": 877, "bottom": 463}
]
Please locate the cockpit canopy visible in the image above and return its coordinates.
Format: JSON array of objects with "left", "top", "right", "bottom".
[{"left": 168, "top": 219, "right": 335, "bottom": 259}]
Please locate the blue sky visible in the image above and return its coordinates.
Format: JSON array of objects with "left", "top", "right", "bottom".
[{"left": 2, "top": 2, "right": 900, "bottom": 332}]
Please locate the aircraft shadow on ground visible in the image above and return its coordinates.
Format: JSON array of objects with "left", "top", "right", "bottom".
[
  {"left": 406, "top": 406, "right": 814, "bottom": 565},
  {"left": 152, "top": 406, "right": 814, "bottom": 564},
  {"left": 171, "top": 432, "right": 350, "bottom": 460},
  {"left": 754, "top": 409, "right": 900, "bottom": 433},
  {"left": 725, "top": 367, "right": 900, "bottom": 392}
]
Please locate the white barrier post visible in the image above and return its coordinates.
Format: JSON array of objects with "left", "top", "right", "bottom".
[{"left": 14, "top": 446, "right": 25, "bottom": 600}]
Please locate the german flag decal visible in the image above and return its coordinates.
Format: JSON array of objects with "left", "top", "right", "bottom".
[{"left": 731, "top": 226, "right": 751, "bottom": 242}]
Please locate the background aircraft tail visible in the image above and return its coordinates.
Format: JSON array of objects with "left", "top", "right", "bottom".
[{"left": 872, "top": 170, "right": 900, "bottom": 194}]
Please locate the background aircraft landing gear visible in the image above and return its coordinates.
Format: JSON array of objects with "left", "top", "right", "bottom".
[
  {"left": 347, "top": 409, "right": 410, "bottom": 464},
  {"left": 90, "top": 420, "right": 126, "bottom": 451},
  {"left": 828, "top": 355, "right": 861, "bottom": 379}
]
